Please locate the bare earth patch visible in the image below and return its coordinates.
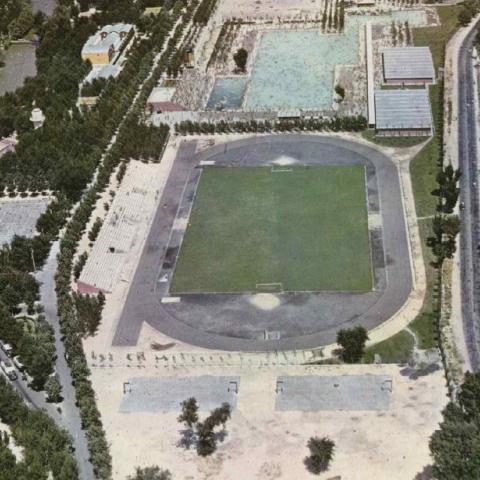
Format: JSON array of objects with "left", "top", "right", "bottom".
[
  {"left": 249, "top": 293, "right": 281, "bottom": 310},
  {"left": 90, "top": 363, "right": 447, "bottom": 480}
]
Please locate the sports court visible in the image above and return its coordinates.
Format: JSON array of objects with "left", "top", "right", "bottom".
[
  {"left": 120, "top": 375, "right": 240, "bottom": 413},
  {"left": 170, "top": 166, "right": 372, "bottom": 294},
  {"left": 0, "top": 198, "right": 50, "bottom": 245},
  {"left": 275, "top": 374, "right": 392, "bottom": 411}
]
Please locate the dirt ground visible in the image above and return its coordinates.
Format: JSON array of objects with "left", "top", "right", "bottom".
[{"left": 91, "top": 363, "right": 447, "bottom": 480}]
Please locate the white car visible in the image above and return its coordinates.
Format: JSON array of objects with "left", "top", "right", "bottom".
[
  {"left": 0, "top": 342, "right": 12, "bottom": 357},
  {"left": 13, "top": 356, "right": 25, "bottom": 372},
  {"left": 1, "top": 360, "right": 17, "bottom": 381}
]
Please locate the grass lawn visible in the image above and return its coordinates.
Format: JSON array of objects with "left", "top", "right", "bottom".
[
  {"left": 171, "top": 166, "right": 372, "bottom": 293},
  {"left": 361, "top": 130, "right": 429, "bottom": 148},
  {"left": 408, "top": 6, "right": 461, "bottom": 346},
  {"left": 363, "top": 330, "right": 415, "bottom": 364}
]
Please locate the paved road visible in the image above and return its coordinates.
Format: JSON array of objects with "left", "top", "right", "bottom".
[
  {"left": 36, "top": 242, "right": 95, "bottom": 480},
  {"left": 458, "top": 22, "right": 480, "bottom": 371},
  {"left": 113, "top": 135, "right": 413, "bottom": 351}
]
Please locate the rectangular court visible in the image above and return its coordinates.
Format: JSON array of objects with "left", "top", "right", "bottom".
[
  {"left": 0, "top": 198, "right": 49, "bottom": 245},
  {"left": 171, "top": 165, "right": 372, "bottom": 293},
  {"left": 120, "top": 376, "right": 240, "bottom": 413},
  {"left": 275, "top": 375, "right": 392, "bottom": 411}
]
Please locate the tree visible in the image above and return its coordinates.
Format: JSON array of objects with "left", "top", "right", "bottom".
[
  {"left": 45, "top": 375, "right": 63, "bottom": 403},
  {"left": 335, "top": 84, "right": 345, "bottom": 100},
  {"left": 196, "top": 419, "right": 217, "bottom": 457},
  {"left": 306, "top": 436, "right": 335, "bottom": 474},
  {"left": 88, "top": 217, "right": 103, "bottom": 243},
  {"left": 430, "top": 371, "right": 480, "bottom": 479},
  {"left": 233, "top": 48, "right": 248, "bottom": 72},
  {"left": 336, "top": 326, "right": 369, "bottom": 363},
  {"left": 177, "top": 399, "right": 231, "bottom": 456},
  {"left": 128, "top": 466, "right": 172, "bottom": 480},
  {"left": 178, "top": 397, "right": 198, "bottom": 428},
  {"left": 208, "top": 402, "right": 231, "bottom": 428}
]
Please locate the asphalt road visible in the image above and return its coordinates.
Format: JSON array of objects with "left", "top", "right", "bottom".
[
  {"left": 36, "top": 242, "right": 95, "bottom": 480},
  {"left": 113, "top": 135, "right": 412, "bottom": 352},
  {"left": 458, "top": 21, "right": 480, "bottom": 371},
  {"left": 0, "top": 241, "right": 94, "bottom": 479}
]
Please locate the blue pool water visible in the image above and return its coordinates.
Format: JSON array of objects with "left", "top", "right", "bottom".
[
  {"left": 207, "top": 76, "right": 248, "bottom": 110},
  {"left": 232, "top": 10, "right": 426, "bottom": 111}
]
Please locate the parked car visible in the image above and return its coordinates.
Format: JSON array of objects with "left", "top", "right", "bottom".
[
  {"left": 13, "top": 356, "right": 25, "bottom": 372},
  {"left": 0, "top": 342, "right": 13, "bottom": 357},
  {"left": 1, "top": 360, "right": 17, "bottom": 381}
]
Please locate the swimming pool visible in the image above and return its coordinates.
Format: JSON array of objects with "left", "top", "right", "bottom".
[
  {"left": 238, "top": 10, "right": 426, "bottom": 111},
  {"left": 207, "top": 76, "right": 248, "bottom": 110}
]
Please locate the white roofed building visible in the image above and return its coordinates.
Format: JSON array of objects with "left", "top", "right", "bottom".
[
  {"left": 382, "top": 47, "right": 435, "bottom": 85},
  {"left": 81, "top": 23, "right": 133, "bottom": 65},
  {"left": 77, "top": 161, "right": 161, "bottom": 294},
  {"left": 374, "top": 89, "right": 433, "bottom": 136}
]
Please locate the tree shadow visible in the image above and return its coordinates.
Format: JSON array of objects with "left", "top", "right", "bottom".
[
  {"left": 303, "top": 456, "right": 329, "bottom": 475},
  {"left": 177, "top": 428, "right": 195, "bottom": 449},
  {"left": 215, "top": 429, "right": 228, "bottom": 444}
]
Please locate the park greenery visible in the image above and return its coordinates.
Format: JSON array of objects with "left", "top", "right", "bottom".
[
  {"left": 0, "top": 376, "right": 78, "bottom": 479},
  {"left": 81, "top": 77, "right": 107, "bottom": 97},
  {"left": 178, "top": 397, "right": 232, "bottom": 456},
  {"left": 458, "top": 0, "right": 480, "bottom": 26},
  {"left": 45, "top": 375, "right": 63, "bottom": 403},
  {"left": 0, "top": 303, "right": 56, "bottom": 390},
  {"left": 336, "top": 326, "right": 369, "bottom": 363},
  {"left": 430, "top": 371, "right": 480, "bottom": 479},
  {"left": 0, "top": 0, "right": 211, "bottom": 476},
  {"left": 0, "top": 0, "right": 35, "bottom": 40},
  {"left": 305, "top": 436, "right": 335, "bottom": 474},
  {"left": 127, "top": 466, "right": 172, "bottom": 480}
]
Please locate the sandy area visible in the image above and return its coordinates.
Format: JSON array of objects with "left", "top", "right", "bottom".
[
  {"left": 0, "top": 422, "right": 23, "bottom": 462},
  {"left": 91, "top": 363, "right": 446, "bottom": 480}
]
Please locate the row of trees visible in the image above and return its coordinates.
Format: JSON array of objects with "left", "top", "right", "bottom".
[
  {"left": 458, "top": 0, "right": 480, "bottom": 26},
  {"left": 430, "top": 371, "right": 480, "bottom": 479},
  {"left": 193, "top": 0, "right": 219, "bottom": 25},
  {"left": 73, "top": 292, "right": 106, "bottom": 337},
  {"left": 321, "top": 0, "right": 345, "bottom": 32},
  {"left": 0, "top": 376, "right": 78, "bottom": 479},
  {"left": 174, "top": 115, "right": 368, "bottom": 136}
]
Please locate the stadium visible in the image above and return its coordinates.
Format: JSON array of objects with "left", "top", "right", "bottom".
[{"left": 112, "top": 135, "right": 412, "bottom": 351}]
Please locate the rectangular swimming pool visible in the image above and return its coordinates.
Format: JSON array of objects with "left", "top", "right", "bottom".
[{"left": 240, "top": 10, "right": 426, "bottom": 111}]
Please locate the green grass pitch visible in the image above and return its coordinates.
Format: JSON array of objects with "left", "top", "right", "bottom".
[{"left": 170, "top": 166, "right": 373, "bottom": 293}]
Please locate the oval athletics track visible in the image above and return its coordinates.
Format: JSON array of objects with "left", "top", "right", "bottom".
[{"left": 113, "top": 135, "right": 413, "bottom": 352}]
